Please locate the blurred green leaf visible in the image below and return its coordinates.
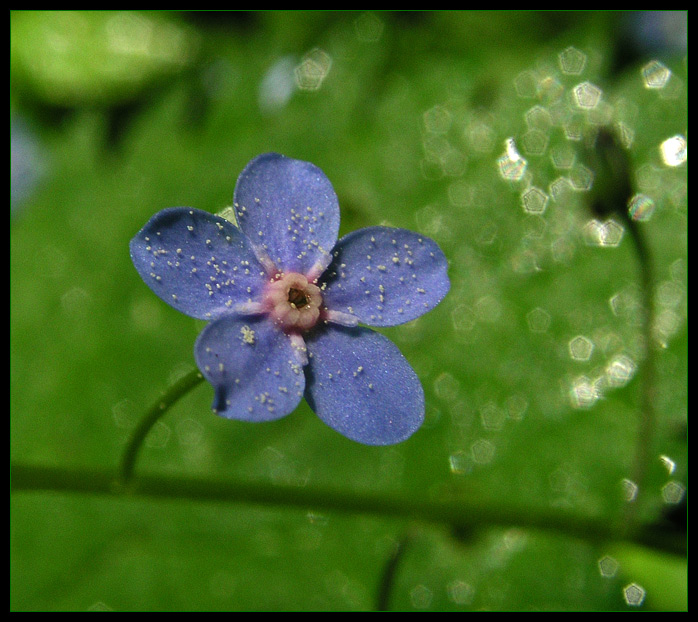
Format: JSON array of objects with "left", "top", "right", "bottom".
[{"left": 11, "top": 11, "right": 199, "bottom": 107}]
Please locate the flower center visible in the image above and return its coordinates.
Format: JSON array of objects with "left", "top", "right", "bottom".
[
  {"left": 264, "top": 272, "right": 322, "bottom": 332},
  {"left": 288, "top": 287, "right": 309, "bottom": 308}
]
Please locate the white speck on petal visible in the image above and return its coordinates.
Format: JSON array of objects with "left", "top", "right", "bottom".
[{"left": 240, "top": 325, "right": 256, "bottom": 344}]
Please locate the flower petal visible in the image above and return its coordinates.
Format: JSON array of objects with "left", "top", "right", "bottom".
[
  {"left": 305, "top": 325, "right": 424, "bottom": 445},
  {"left": 195, "top": 315, "right": 305, "bottom": 421},
  {"left": 321, "top": 226, "right": 450, "bottom": 326},
  {"left": 233, "top": 153, "right": 340, "bottom": 276},
  {"left": 130, "top": 207, "right": 268, "bottom": 320}
]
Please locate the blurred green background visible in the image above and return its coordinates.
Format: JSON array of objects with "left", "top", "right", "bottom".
[{"left": 10, "top": 11, "right": 686, "bottom": 611}]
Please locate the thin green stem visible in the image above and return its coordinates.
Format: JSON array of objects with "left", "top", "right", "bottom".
[
  {"left": 375, "top": 527, "right": 418, "bottom": 611},
  {"left": 117, "top": 367, "right": 204, "bottom": 487},
  {"left": 583, "top": 128, "right": 659, "bottom": 535},
  {"left": 622, "top": 217, "right": 657, "bottom": 529},
  {"left": 10, "top": 463, "right": 685, "bottom": 557}
]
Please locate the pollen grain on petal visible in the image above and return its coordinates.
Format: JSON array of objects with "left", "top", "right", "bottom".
[{"left": 240, "top": 325, "right": 256, "bottom": 344}]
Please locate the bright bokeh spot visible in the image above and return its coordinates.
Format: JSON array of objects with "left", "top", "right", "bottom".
[
  {"left": 623, "top": 583, "right": 646, "bottom": 607},
  {"left": 597, "top": 555, "right": 619, "bottom": 578},
  {"left": 605, "top": 354, "right": 636, "bottom": 387},
  {"left": 659, "top": 455, "right": 677, "bottom": 475},
  {"left": 660, "top": 134, "right": 687, "bottom": 166},
  {"left": 294, "top": 48, "right": 332, "bottom": 91},
  {"left": 628, "top": 193, "right": 656, "bottom": 221},
  {"left": 572, "top": 81, "right": 602, "bottom": 109},
  {"left": 641, "top": 60, "right": 671, "bottom": 89},
  {"left": 449, "top": 450, "right": 470, "bottom": 475},
  {"left": 621, "top": 478, "right": 638, "bottom": 502},
  {"left": 497, "top": 138, "right": 528, "bottom": 181},
  {"left": 569, "top": 375, "right": 599, "bottom": 409},
  {"left": 521, "top": 186, "right": 549, "bottom": 214},
  {"left": 583, "top": 219, "right": 624, "bottom": 247},
  {"left": 616, "top": 121, "right": 635, "bottom": 148},
  {"left": 558, "top": 46, "right": 586, "bottom": 75},
  {"left": 569, "top": 335, "right": 594, "bottom": 361},
  {"left": 661, "top": 480, "right": 686, "bottom": 504}
]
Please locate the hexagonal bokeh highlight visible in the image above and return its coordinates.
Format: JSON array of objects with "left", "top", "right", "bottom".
[
  {"left": 660, "top": 134, "right": 687, "bottom": 166},
  {"left": 549, "top": 176, "right": 574, "bottom": 203},
  {"left": 583, "top": 219, "right": 624, "bottom": 247},
  {"left": 354, "top": 11, "right": 384, "bottom": 42},
  {"left": 521, "top": 187, "right": 549, "bottom": 215},
  {"left": 597, "top": 555, "right": 619, "bottom": 578},
  {"left": 568, "top": 164, "right": 594, "bottom": 191},
  {"left": 569, "top": 375, "right": 599, "bottom": 409},
  {"left": 628, "top": 193, "right": 656, "bottom": 221},
  {"left": 294, "top": 48, "right": 332, "bottom": 91},
  {"left": 471, "top": 438, "right": 495, "bottom": 464},
  {"left": 525, "top": 105, "right": 552, "bottom": 130},
  {"left": 641, "top": 59, "right": 671, "bottom": 89},
  {"left": 479, "top": 402, "right": 505, "bottom": 431},
  {"left": 514, "top": 69, "right": 538, "bottom": 98},
  {"left": 409, "top": 584, "right": 433, "bottom": 609},
  {"left": 558, "top": 46, "right": 587, "bottom": 75},
  {"left": 605, "top": 354, "right": 636, "bottom": 387},
  {"left": 526, "top": 307, "right": 551, "bottom": 333},
  {"left": 550, "top": 144, "right": 576, "bottom": 169},
  {"left": 497, "top": 138, "right": 528, "bottom": 181},
  {"left": 659, "top": 454, "right": 677, "bottom": 475},
  {"left": 623, "top": 583, "right": 646, "bottom": 607},
  {"left": 572, "top": 81, "right": 602, "bottom": 109},
  {"left": 600, "top": 220, "right": 624, "bottom": 247},
  {"left": 447, "top": 580, "right": 475, "bottom": 606},
  {"left": 621, "top": 478, "right": 639, "bottom": 502},
  {"left": 449, "top": 449, "right": 471, "bottom": 475},
  {"left": 423, "top": 104, "right": 452, "bottom": 134},
  {"left": 661, "top": 480, "right": 686, "bottom": 504},
  {"left": 569, "top": 335, "right": 594, "bottom": 361},
  {"left": 521, "top": 129, "right": 549, "bottom": 156}
]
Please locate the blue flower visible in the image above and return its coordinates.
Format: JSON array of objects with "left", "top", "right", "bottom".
[{"left": 130, "top": 154, "right": 450, "bottom": 445}]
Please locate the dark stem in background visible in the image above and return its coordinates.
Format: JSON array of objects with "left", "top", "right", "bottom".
[
  {"left": 584, "top": 128, "right": 657, "bottom": 534},
  {"left": 117, "top": 367, "right": 204, "bottom": 487},
  {"left": 10, "top": 463, "right": 685, "bottom": 557},
  {"left": 375, "top": 528, "right": 418, "bottom": 611},
  {"left": 622, "top": 211, "right": 656, "bottom": 530}
]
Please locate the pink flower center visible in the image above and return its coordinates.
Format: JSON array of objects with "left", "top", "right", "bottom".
[{"left": 264, "top": 272, "right": 323, "bottom": 332}]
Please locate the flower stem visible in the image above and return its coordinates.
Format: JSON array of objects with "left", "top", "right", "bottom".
[
  {"left": 622, "top": 216, "right": 657, "bottom": 530},
  {"left": 117, "top": 367, "right": 204, "bottom": 487},
  {"left": 10, "top": 462, "right": 685, "bottom": 557},
  {"left": 583, "top": 128, "right": 659, "bottom": 535},
  {"left": 375, "top": 527, "right": 418, "bottom": 611}
]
